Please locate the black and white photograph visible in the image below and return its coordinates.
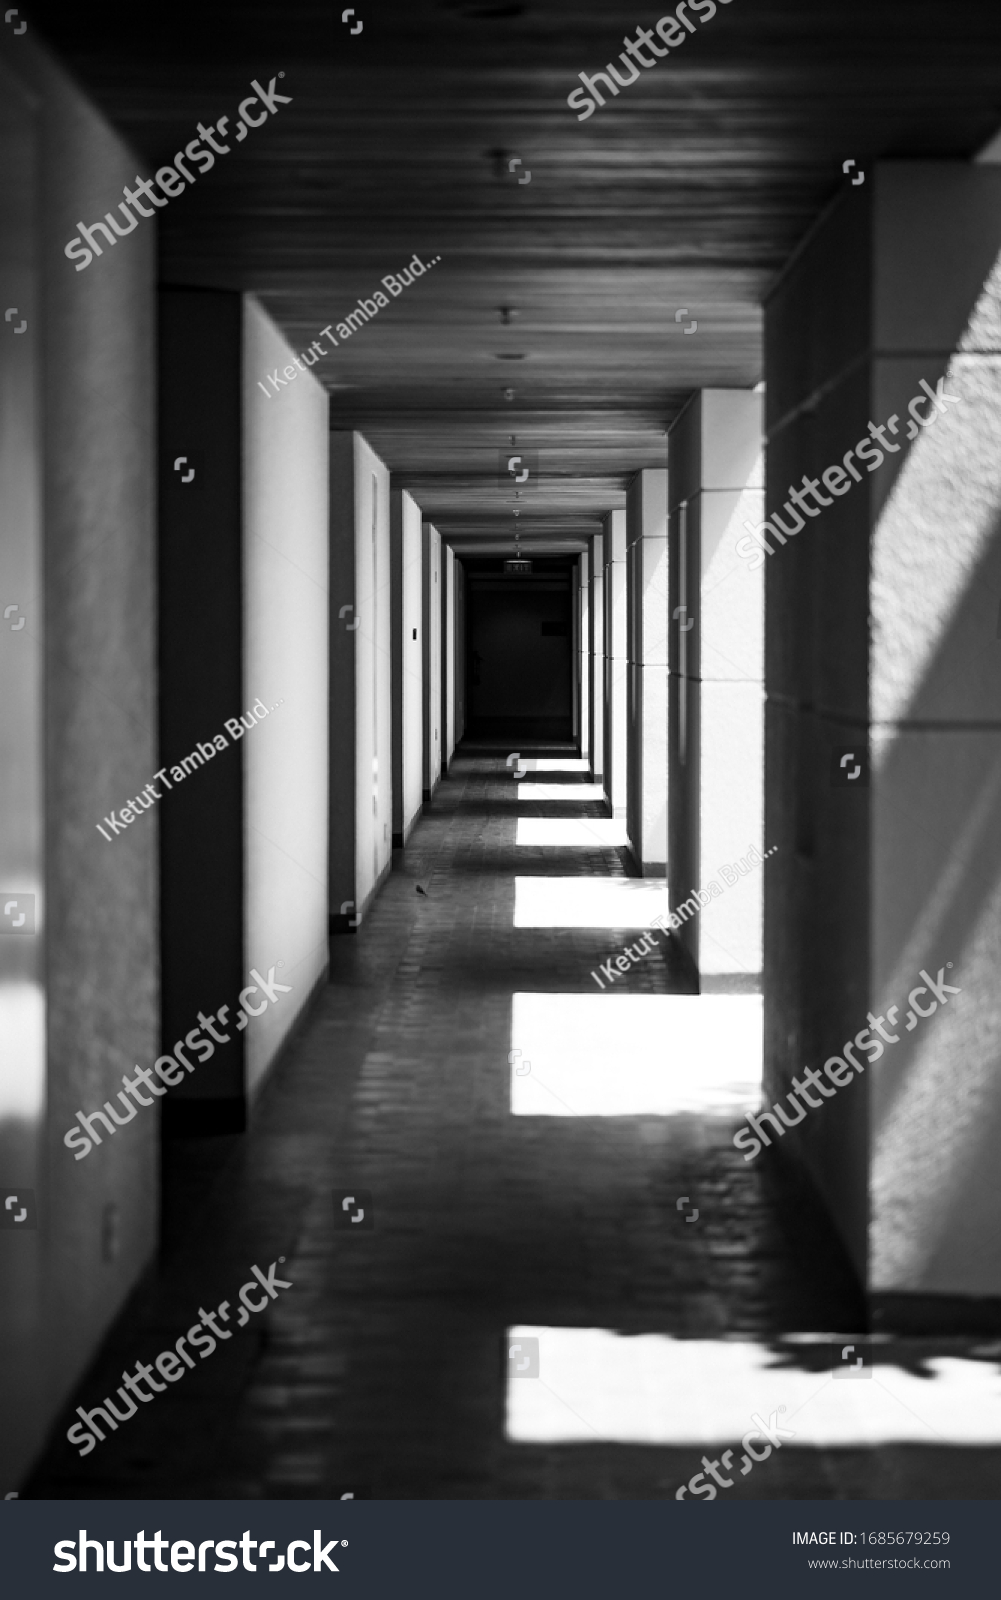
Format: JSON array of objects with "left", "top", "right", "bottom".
[{"left": 1, "top": 0, "right": 1000, "bottom": 1590}]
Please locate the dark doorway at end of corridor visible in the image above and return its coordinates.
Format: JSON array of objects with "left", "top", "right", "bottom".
[{"left": 463, "top": 557, "right": 575, "bottom": 745}]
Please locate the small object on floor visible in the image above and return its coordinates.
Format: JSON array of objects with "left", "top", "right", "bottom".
[{"left": 416, "top": 883, "right": 429, "bottom": 896}]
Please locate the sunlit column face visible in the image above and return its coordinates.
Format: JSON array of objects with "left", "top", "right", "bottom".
[
  {"left": 0, "top": 86, "right": 45, "bottom": 1451},
  {"left": 0, "top": 87, "right": 45, "bottom": 1144}
]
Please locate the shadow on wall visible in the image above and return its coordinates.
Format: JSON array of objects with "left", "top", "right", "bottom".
[{"left": 870, "top": 250, "right": 1001, "bottom": 1305}]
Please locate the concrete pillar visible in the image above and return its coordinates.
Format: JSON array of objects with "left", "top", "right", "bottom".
[
  {"left": 668, "top": 392, "right": 764, "bottom": 986},
  {"left": 329, "top": 432, "right": 392, "bottom": 931},
  {"left": 602, "top": 511, "right": 628, "bottom": 817},
  {"left": 626, "top": 470, "right": 669, "bottom": 874},
  {"left": 422, "top": 521, "right": 442, "bottom": 799},
  {"left": 0, "top": 35, "right": 157, "bottom": 1489},
  {"left": 454, "top": 555, "right": 466, "bottom": 746},
  {"left": 159, "top": 292, "right": 331, "bottom": 1120},
  {"left": 0, "top": 58, "right": 47, "bottom": 1489},
  {"left": 241, "top": 297, "right": 330, "bottom": 1097},
  {"left": 590, "top": 533, "right": 605, "bottom": 782},
  {"left": 159, "top": 289, "right": 245, "bottom": 1131},
  {"left": 764, "top": 163, "right": 1001, "bottom": 1323},
  {"left": 443, "top": 545, "right": 456, "bottom": 767},
  {"left": 390, "top": 488, "right": 423, "bottom": 847},
  {"left": 578, "top": 551, "right": 590, "bottom": 761}
]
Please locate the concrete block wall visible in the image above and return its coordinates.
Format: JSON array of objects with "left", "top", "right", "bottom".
[
  {"left": 764, "top": 164, "right": 1001, "bottom": 1317},
  {"left": 0, "top": 33, "right": 158, "bottom": 1490}
]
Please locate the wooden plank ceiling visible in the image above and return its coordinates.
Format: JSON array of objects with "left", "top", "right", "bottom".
[{"left": 33, "top": 0, "right": 1001, "bottom": 551}]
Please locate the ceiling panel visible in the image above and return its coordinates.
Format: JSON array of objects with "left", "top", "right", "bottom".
[{"left": 30, "top": 0, "right": 1001, "bottom": 544}]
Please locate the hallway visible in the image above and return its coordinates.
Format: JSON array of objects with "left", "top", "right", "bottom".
[
  {"left": 29, "top": 751, "right": 904, "bottom": 1501},
  {"left": 5, "top": 6, "right": 1001, "bottom": 1547}
]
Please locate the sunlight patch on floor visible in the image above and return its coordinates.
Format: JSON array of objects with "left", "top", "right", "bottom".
[
  {"left": 516, "top": 818, "right": 629, "bottom": 847},
  {"left": 514, "top": 876, "right": 671, "bottom": 928},
  {"left": 515, "top": 758, "right": 590, "bottom": 773},
  {"left": 504, "top": 1327, "right": 1001, "bottom": 1445},
  {"left": 510, "top": 993, "right": 762, "bottom": 1116},
  {"left": 512, "top": 783, "right": 606, "bottom": 802}
]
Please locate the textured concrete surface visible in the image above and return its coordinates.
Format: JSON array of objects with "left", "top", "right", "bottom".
[
  {"left": 0, "top": 29, "right": 160, "bottom": 1494},
  {"left": 764, "top": 164, "right": 1001, "bottom": 1300}
]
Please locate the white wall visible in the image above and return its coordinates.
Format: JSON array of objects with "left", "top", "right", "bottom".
[
  {"left": 697, "top": 393, "right": 764, "bottom": 980},
  {"left": 242, "top": 298, "right": 330, "bottom": 1097},
  {"left": 355, "top": 435, "right": 393, "bottom": 909},
  {"left": 422, "top": 522, "right": 442, "bottom": 796},
  {"left": 391, "top": 488, "right": 423, "bottom": 844}
]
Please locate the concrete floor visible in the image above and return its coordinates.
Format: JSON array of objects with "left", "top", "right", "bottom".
[{"left": 28, "top": 751, "right": 1001, "bottom": 1499}]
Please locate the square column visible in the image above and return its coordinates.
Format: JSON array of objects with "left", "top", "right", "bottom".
[
  {"left": 668, "top": 392, "right": 764, "bottom": 985},
  {"left": 329, "top": 432, "right": 392, "bottom": 931},
  {"left": 578, "top": 551, "right": 590, "bottom": 762},
  {"left": 764, "top": 163, "right": 1001, "bottom": 1319},
  {"left": 159, "top": 290, "right": 245, "bottom": 1127},
  {"left": 602, "top": 510, "right": 628, "bottom": 818},
  {"left": 443, "top": 545, "right": 456, "bottom": 767},
  {"left": 626, "top": 469, "right": 668, "bottom": 874},
  {"left": 242, "top": 297, "right": 330, "bottom": 1099},
  {"left": 422, "top": 521, "right": 442, "bottom": 800},
  {"left": 390, "top": 488, "right": 423, "bottom": 847},
  {"left": 590, "top": 533, "right": 605, "bottom": 782}
]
